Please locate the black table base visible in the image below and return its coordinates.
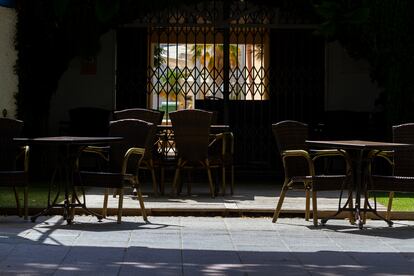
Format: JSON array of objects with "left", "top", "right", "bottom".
[
  {"left": 15, "top": 136, "right": 122, "bottom": 224},
  {"left": 30, "top": 143, "right": 103, "bottom": 224},
  {"left": 306, "top": 140, "right": 410, "bottom": 229}
]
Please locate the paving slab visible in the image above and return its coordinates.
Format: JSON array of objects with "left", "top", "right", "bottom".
[
  {"left": 79, "top": 182, "right": 388, "bottom": 219},
  {"left": 1, "top": 216, "right": 414, "bottom": 275}
]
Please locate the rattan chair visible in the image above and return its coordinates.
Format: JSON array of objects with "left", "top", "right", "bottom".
[
  {"left": 170, "top": 109, "right": 218, "bottom": 197},
  {"left": 369, "top": 123, "right": 414, "bottom": 220},
  {"left": 113, "top": 108, "right": 164, "bottom": 195},
  {"left": 272, "top": 120, "right": 350, "bottom": 226},
  {"left": 209, "top": 131, "right": 234, "bottom": 195},
  {"left": 0, "top": 118, "right": 29, "bottom": 220},
  {"left": 113, "top": 108, "right": 164, "bottom": 125},
  {"left": 75, "top": 119, "right": 156, "bottom": 223}
]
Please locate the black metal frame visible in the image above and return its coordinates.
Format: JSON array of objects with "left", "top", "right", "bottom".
[{"left": 116, "top": 0, "right": 324, "bottom": 175}]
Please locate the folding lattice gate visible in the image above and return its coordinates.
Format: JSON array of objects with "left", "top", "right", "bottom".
[{"left": 116, "top": 1, "right": 325, "bottom": 177}]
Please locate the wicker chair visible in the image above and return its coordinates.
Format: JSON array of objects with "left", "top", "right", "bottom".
[
  {"left": 369, "top": 123, "right": 414, "bottom": 220},
  {"left": 75, "top": 119, "right": 156, "bottom": 223},
  {"left": 112, "top": 108, "right": 164, "bottom": 195},
  {"left": 272, "top": 120, "right": 350, "bottom": 226},
  {"left": 209, "top": 131, "right": 234, "bottom": 195},
  {"left": 113, "top": 108, "right": 164, "bottom": 125},
  {"left": 170, "top": 109, "right": 218, "bottom": 197},
  {"left": 0, "top": 118, "right": 29, "bottom": 220}
]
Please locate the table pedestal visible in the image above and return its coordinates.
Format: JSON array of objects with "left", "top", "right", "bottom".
[
  {"left": 305, "top": 140, "right": 410, "bottom": 229},
  {"left": 30, "top": 144, "right": 103, "bottom": 224},
  {"left": 320, "top": 148, "right": 393, "bottom": 229},
  {"left": 14, "top": 136, "right": 122, "bottom": 224}
]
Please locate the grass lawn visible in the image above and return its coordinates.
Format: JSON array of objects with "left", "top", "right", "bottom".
[
  {"left": 1, "top": 183, "right": 413, "bottom": 212},
  {"left": 0, "top": 183, "right": 65, "bottom": 209},
  {"left": 373, "top": 192, "right": 414, "bottom": 212}
]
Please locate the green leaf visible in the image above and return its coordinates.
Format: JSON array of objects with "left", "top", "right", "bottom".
[
  {"left": 53, "top": 0, "right": 70, "bottom": 19},
  {"left": 95, "top": 0, "right": 120, "bottom": 23},
  {"left": 318, "top": 21, "right": 337, "bottom": 37},
  {"left": 344, "top": 7, "right": 369, "bottom": 24},
  {"left": 314, "top": 1, "right": 341, "bottom": 19}
]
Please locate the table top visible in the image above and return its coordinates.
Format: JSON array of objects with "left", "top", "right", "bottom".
[
  {"left": 157, "top": 124, "right": 231, "bottom": 134},
  {"left": 157, "top": 124, "right": 230, "bottom": 129},
  {"left": 14, "top": 136, "right": 123, "bottom": 145},
  {"left": 306, "top": 139, "right": 413, "bottom": 150}
]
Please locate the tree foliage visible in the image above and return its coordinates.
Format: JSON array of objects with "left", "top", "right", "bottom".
[
  {"left": 14, "top": 0, "right": 215, "bottom": 136},
  {"left": 15, "top": 0, "right": 119, "bottom": 135},
  {"left": 314, "top": 0, "right": 414, "bottom": 124},
  {"left": 14, "top": 0, "right": 315, "bottom": 135}
]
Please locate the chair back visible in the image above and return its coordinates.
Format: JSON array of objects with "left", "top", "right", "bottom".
[
  {"left": 0, "top": 118, "right": 23, "bottom": 170},
  {"left": 108, "top": 119, "right": 156, "bottom": 172},
  {"left": 272, "top": 120, "right": 308, "bottom": 153},
  {"left": 113, "top": 108, "right": 164, "bottom": 125},
  {"left": 211, "top": 111, "right": 218, "bottom": 124},
  {"left": 170, "top": 109, "right": 212, "bottom": 162},
  {"left": 272, "top": 120, "right": 310, "bottom": 177},
  {"left": 392, "top": 123, "right": 414, "bottom": 176}
]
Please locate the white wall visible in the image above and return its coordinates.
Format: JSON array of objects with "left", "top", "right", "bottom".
[
  {"left": 49, "top": 30, "right": 116, "bottom": 134},
  {"left": 0, "top": 7, "right": 17, "bottom": 118},
  {"left": 325, "top": 41, "right": 381, "bottom": 112}
]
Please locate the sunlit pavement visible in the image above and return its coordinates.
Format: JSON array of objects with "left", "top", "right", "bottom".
[
  {"left": 82, "top": 182, "right": 387, "bottom": 217},
  {"left": 0, "top": 216, "right": 413, "bottom": 275}
]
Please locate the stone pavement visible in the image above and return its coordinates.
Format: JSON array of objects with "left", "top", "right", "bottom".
[
  {"left": 1, "top": 215, "right": 413, "bottom": 275},
  {"left": 82, "top": 182, "right": 386, "bottom": 217}
]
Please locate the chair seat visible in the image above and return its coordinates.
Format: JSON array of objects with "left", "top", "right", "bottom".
[
  {"left": 207, "top": 156, "right": 222, "bottom": 166},
  {"left": 371, "top": 175, "right": 414, "bottom": 192},
  {"left": 74, "top": 171, "right": 132, "bottom": 188},
  {"left": 179, "top": 158, "right": 221, "bottom": 168},
  {"left": 208, "top": 152, "right": 232, "bottom": 165},
  {"left": 291, "top": 175, "right": 348, "bottom": 191},
  {"left": 0, "top": 171, "right": 27, "bottom": 186}
]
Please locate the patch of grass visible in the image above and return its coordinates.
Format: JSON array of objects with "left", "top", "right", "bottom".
[
  {"left": 0, "top": 182, "right": 65, "bottom": 209},
  {"left": 372, "top": 192, "right": 414, "bottom": 212}
]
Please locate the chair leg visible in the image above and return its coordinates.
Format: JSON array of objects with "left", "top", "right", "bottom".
[
  {"left": 187, "top": 170, "right": 192, "bottom": 196},
  {"left": 172, "top": 159, "right": 182, "bottom": 196},
  {"left": 230, "top": 165, "right": 234, "bottom": 195},
  {"left": 386, "top": 191, "right": 394, "bottom": 220},
  {"left": 205, "top": 159, "right": 215, "bottom": 198},
  {"left": 178, "top": 172, "right": 184, "bottom": 195},
  {"left": 160, "top": 167, "right": 165, "bottom": 195},
  {"left": 135, "top": 184, "right": 148, "bottom": 222},
  {"left": 305, "top": 189, "right": 310, "bottom": 221},
  {"left": 221, "top": 166, "right": 226, "bottom": 196},
  {"left": 117, "top": 188, "right": 123, "bottom": 224},
  {"left": 23, "top": 186, "right": 28, "bottom": 220},
  {"left": 13, "top": 186, "right": 22, "bottom": 217},
  {"left": 349, "top": 190, "right": 355, "bottom": 224},
  {"left": 363, "top": 191, "right": 368, "bottom": 224},
  {"left": 272, "top": 181, "right": 289, "bottom": 223},
  {"left": 312, "top": 191, "right": 318, "bottom": 226},
  {"left": 70, "top": 192, "right": 76, "bottom": 220},
  {"left": 103, "top": 188, "right": 109, "bottom": 218},
  {"left": 148, "top": 160, "right": 158, "bottom": 196}
]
